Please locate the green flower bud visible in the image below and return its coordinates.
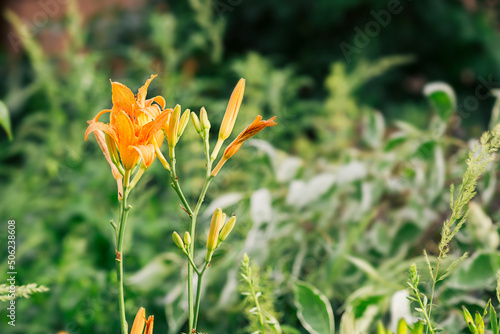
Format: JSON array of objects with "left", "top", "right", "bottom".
[
  {"left": 217, "top": 215, "right": 236, "bottom": 247},
  {"left": 190, "top": 112, "right": 202, "bottom": 133},
  {"left": 184, "top": 231, "right": 191, "bottom": 247},
  {"left": 172, "top": 231, "right": 185, "bottom": 251}
]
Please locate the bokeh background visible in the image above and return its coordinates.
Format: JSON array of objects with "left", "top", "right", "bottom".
[{"left": 1, "top": 0, "right": 500, "bottom": 333}]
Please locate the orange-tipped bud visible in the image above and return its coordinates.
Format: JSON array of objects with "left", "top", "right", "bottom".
[
  {"left": 211, "top": 116, "right": 277, "bottom": 176},
  {"left": 211, "top": 79, "right": 246, "bottom": 161},
  {"left": 172, "top": 231, "right": 185, "bottom": 252},
  {"left": 190, "top": 112, "right": 202, "bottom": 133},
  {"left": 130, "top": 307, "right": 146, "bottom": 334},
  {"left": 144, "top": 315, "right": 154, "bottom": 334},
  {"left": 217, "top": 215, "right": 236, "bottom": 247},
  {"left": 177, "top": 109, "right": 190, "bottom": 138},
  {"left": 219, "top": 79, "right": 245, "bottom": 141},
  {"left": 184, "top": 231, "right": 191, "bottom": 247},
  {"left": 168, "top": 104, "right": 181, "bottom": 149},
  {"left": 206, "top": 208, "right": 223, "bottom": 262}
]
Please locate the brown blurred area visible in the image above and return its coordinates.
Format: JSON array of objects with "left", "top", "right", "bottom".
[{"left": 0, "top": 0, "right": 146, "bottom": 55}]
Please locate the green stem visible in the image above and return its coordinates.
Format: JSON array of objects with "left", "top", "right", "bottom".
[
  {"left": 187, "top": 174, "right": 213, "bottom": 332},
  {"left": 193, "top": 262, "right": 209, "bottom": 329},
  {"left": 188, "top": 139, "right": 213, "bottom": 332},
  {"left": 249, "top": 276, "right": 265, "bottom": 333},
  {"left": 170, "top": 149, "right": 193, "bottom": 216},
  {"left": 186, "top": 253, "right": 201, "bottom": 275},
  {"left": 170, "top": 137, "right": 214, "bottom": 333},
  {"left": 414, "top": 287, "right": 434, "bottom": 334},
  {"left": 116, "top": 170, "right": 131, "bottom": 334},
  {"left": 426, "top": 257, "right": 441, "bottom": 334}
]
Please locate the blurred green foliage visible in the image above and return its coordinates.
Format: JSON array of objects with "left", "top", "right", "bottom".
[{"left": 1, "top": 0, "right": 500, "bottom": 333}]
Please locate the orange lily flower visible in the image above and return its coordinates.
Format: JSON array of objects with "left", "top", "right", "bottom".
[
  {"left": 85, "top": 75, "right": 172, "bottom": 171},
  {"left": 211, "top": 116, "right": 277, "bottom": 176},
  {"left": 130, "top": 307, "right": 154, "bottom": 334}
]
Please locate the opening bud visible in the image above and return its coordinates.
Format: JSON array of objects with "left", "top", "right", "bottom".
[{"left": 131, "top": 307, "right": 153, "bottom": 334}]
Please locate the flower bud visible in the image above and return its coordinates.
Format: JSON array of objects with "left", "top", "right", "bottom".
[
  {"left": 145, "top": 315, "right": 154, "bottom": 334},
  {"left": 131, "top": 308, "right": 145, "bottom": 334},
  {"left": 200, "top": 107, "right": 211, "bottom": 131},
  {"left": 219, "top": 78, "right": 245, "bottom": 141},
  {"left": 172, "top": 231, "right": 185, "bottom": 251},
  {"left": 105, "top": 133, "right": 120, "bottom": 167},
  {"left": 217, "top": 215, "right": 236, "bottom": 247},
  {"left": 184, "top": 231, "right": 191, "bottom": 247},
  {"left": 168, "top": 104, "right": 181, "bottom": 149},
  {"left": 177, "top": 109, "right": 190, "bottom": 138},
  {"left": 190, "top": 111, "right": 202, "bottom": 133},
  {"left": 206, "top": 208, "right": 223, "bottom": 262}
]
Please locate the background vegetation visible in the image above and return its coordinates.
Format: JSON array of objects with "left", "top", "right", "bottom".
[{"left": 1, "top": 0, "right": 500, "bottom": 333}]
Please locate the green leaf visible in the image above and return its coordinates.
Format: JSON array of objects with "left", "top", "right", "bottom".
[
  {"left": 410, "top": 321, "right": 424, "bottom": 334},
  {"left": 294, "top": 281, "right": 334, "bottom": 334},
  {"left": 453, "top": 252, "right": 500, "bottom": 289},
  {"left": 0, "top": 101, "right": 12, "bottom": 140},
  {"left": 437, "top": 252, "right": 469, "bottom": 281},
  {"left": 490, "top": 303, "right": 498, "bottom": 334},
  {"left": 423, "top": 82, "right": 456, "bottom": 121},
  {"left": 411, "top": 140, "right": 436, "bottom": 160},
  {"left": 363, "top": 111, "right": 385, "bottom": 148},
  {"left": 463, "top": 306, "right": 477, "bottom": 333},
  {"left": 377, "top": 321, "right": 386, "bottom": 334},
  {"left": 397, "top": 318, "right": 408, "bottom": 334},
  {"left": 475, "top": 311, "right": 485, "bottom": 334},
  {"left": 384, "top": 135, "right": 406, "bottom": 152}
]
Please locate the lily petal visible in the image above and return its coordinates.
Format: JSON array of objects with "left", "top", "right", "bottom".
[
  {"left": 113, "top": 110, "right": 135, "bottom": 147},
  {"left": 93, "top": 109, "right": 111, "bottom": 122},
  {"left": 111, "top": 81, "right": 136, "bottom": 116},
  {"left": 114, "top": 111, "right": 138, "bottom": 169},
  {"left": 138, "top": 108, "right": 172, "bottom": 142},
  {"left": 90, "top": 129, "right": 124, "bottom": 199},
  {"left": 141, "top": 105, "right": 162, "bottom": 120},
  {"left": 145, "top": 96, "right": 166, "bottom": 110},
  {"left": 84, "top": 121, "right": 118, "bottom": 143},
  {"left": 137, "top": 74, "right": 158, "bottom": 108},
  {"left": 131, "top": 144, "right": 156, "bottom": 168}
]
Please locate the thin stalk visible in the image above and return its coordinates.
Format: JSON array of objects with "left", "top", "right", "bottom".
[
  {"left": 426, "top": 257, "right": 441, "bottom": 334},
  {"left": 116, "top": 169, "right": 131, "bottom": 334},
  {"left": 186, "top": 253, "right": 201, "bottom": 275},
  {"left": 193, "top": 262, "right": 209, "bottom": 329},
  {"left": 168, "top": 147, "right": 195, "bottom": 330},
  {"left": 170, "top": 137, "right": 214, "bottom": 332},
  {"left": 188, "top": 139, "right": 213, "bottom": 332},
  {"left": 414, "top": 288, "right": 434, "bottom": 334},
  {"left": 170, "top": 149, "right": 193, "bottom": 216},
  {"left": 249, "top": 276, "right": 266, "bottom": 334}
]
